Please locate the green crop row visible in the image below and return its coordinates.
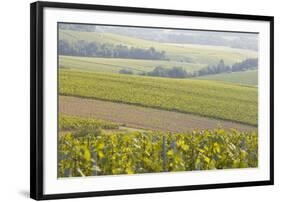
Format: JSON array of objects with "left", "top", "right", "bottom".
[
  {"left": 59, "top": 70, "right": 258, "bottom": 125},
  {"left": 58, "top": 126, "right": 258, "bottom": 177},
  {"left": 59, "top": 114, "right": 121, "bottom": 131}
]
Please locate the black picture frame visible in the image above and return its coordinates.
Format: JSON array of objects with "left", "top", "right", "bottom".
[{"left": 30, "top": 1, "right": 274, "bottom": 200}]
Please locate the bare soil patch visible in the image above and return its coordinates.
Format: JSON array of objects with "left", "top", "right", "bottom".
[{"left": 59, "top": 96, "right": 256, "bottom": 133}]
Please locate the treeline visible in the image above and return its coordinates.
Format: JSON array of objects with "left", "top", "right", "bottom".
[
  {"left": 232, "top": 58, "right": 258, "bottom": 72},
  {"left": 120, "top": 58, "right": 258, "bottom": 79},
  {"left": 146, "top": 66, "right": 188, "bottom": 78},
  {"left": 59, "top": 39, "right": 166, "bottom": 60},
  {"left": 195, "top": 58, "right": 258, "bottom": 77},
  {"left": 119, "top": 66, "right": 189, "bottom": 78},
  {"left": 196, "top": 60, "right": 230, "bottom": 77}
]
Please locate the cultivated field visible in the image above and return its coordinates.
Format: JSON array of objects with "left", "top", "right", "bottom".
[
  {"left": 58, "top": 25, "right": 259, "bottom": 177},
  {"left": 59, "top": 55, "right": 206, "bottom": 74},
  {"left": 59, "top": 96, "right": 256, "bottom": 132},
  {"left": 60, "top": 29, "right": 257, "bottom": 65},
  {"left": 59, "top": 114, "right": 258, "bottom": 177},
  {"left": 196, "top": 70, "right": 258, "bottom": 86},
  {"left": 59, "top": 69, "right": 258, "bottom": 125}
]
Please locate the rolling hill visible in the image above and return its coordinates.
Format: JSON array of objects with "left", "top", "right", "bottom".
[
  {"left": 59, "top": 69, "right": 258, "bottom": 125},
  {"left": 59, "top": 55, "right": 206, "bottom": 74},
  {"left": 195, "top": 70, "right": 258, "bottom": 86},
  {"left": 59, "top": 29, "right": 258, "bottom": 65}
]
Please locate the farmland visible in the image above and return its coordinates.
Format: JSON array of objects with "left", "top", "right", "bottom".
[
  {"left": 59, "top": 96, "right": 256, "bottom": 132},
  {"left": 59, "top": 55, "right": 206, "bottom": 74},
  {"left": 59, "top": 69, "right": 258, "bottom": 125},
  {"left": 58, "top": 24, "right": 259, "bottom": 177},
  {"left": 59, "top": 113, "right": 120, "bottom": 131},
  {"left": 59, "top": 29, "right": 257, "bottom": 65},
  {"left": 196, "top": 70, "right": 258, "bottom": 86},
  {"left": 58, "top": 114, "right": 258, "bottom": 177}
]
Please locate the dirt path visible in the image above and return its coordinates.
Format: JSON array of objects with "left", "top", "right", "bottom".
[{"left": 59, "top": 96, "right": 256, "bottom": 133}]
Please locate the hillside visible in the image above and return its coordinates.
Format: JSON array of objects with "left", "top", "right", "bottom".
[
  {"left": 59, "top": 55, "right": 206, "bottom": 74},
  {"left": 59, "top": 69, "right": 258, "bottom": 125},
  {"left": 195, "top": 70, "right": 258, "bottom": 86},
  {"left": 59, "top": 29, "right": 258, "bottom": 65}
]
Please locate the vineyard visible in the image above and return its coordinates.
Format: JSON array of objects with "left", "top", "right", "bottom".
[
  {"left": 59, "top": 113, "right": 121, "bottom": 131},
  {"left": 58, "top": 115, "right": 258, "bottom": 177},
  {"left": 59, "top": 29, "right": 257, "bottom": 65},
  {"left": 59, "top": 70, "right": 258, "bottom": 125},
  {"left": 59, "top": 55, "right": 206, "bottom": 74},
  {"left": 197, "top": 70, "right": 258, "bottom": 86},
  {"left": 57, "top": 24, "right": 259, "bottom": 179}
]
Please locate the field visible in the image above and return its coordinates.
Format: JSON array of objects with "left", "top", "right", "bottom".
[
  {"left": 58, "top": 25, "right": 259, "bottom": 177},
  {"left": 60, "top": 29, "right": 257, "bottom": 65},
  {"left": 59, "top": 113, "right": 120, "bottom": 131},
  {"left": 196, "top": 70, "right": 258, "bottom": 86},
  {"left": 59, "top": 55, "right": 206, "bottom": 74},
  {"left": 59, "top": 69, "right": 258, "bottom": 125},
  {"left": 58, "top": 114, "right": 258, "bottom": 177},
  {"left": 59, "top": 96, "right": 256, "bottom": 132}
]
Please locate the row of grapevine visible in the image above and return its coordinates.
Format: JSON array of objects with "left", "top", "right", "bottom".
[
  {"left": 59, "top": 70, "right": 258, "bottom": 125},
  {"left": 58, "top": 127, "right": 258, "bottom": 177}
]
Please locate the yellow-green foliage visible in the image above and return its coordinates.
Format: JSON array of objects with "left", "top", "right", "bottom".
[
  {"left": 59, "top": 70, "right": 258, "bottom": 125},
  {"left": 59, "top": 114, "right": 120, "bottom": 130},
  {"left": 58, "top": 127, "right": 258, "bottom": 177}
]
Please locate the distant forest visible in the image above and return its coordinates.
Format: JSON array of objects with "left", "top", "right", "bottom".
[
  {"left": 59, "top": 39, "right": 166, "bottom": 60},
  {"left": 194, "top": 58, "right": 258, "bottom": 77}
]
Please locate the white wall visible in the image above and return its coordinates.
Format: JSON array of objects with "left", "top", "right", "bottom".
[{"left": 0, "top": 0, "right": 279, "bottom": 201}]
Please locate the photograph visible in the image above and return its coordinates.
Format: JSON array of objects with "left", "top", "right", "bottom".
[
  {"left": 57, "top": 23, "right": 259, "bottom": 178},
  {"left": 30, "top": 1, "right": 274, "bottom": 199}
]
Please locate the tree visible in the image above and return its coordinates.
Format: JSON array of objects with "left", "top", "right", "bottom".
[
  {"left": 147, "top": 66, "right": 188, "bottom": 78},
  {"left": 232, "top": 58, "right": 258, "bottom": 72},
  {"left": 119, "top": 69, "right": 133, "bottom": 74},
  {"left": 169, "top": 67, "right": 188, "bottom": 78}
]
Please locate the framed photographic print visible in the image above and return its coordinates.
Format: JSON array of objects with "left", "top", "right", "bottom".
[{"left": 30, "top": 1, "right": 274, "bottom": 200}]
